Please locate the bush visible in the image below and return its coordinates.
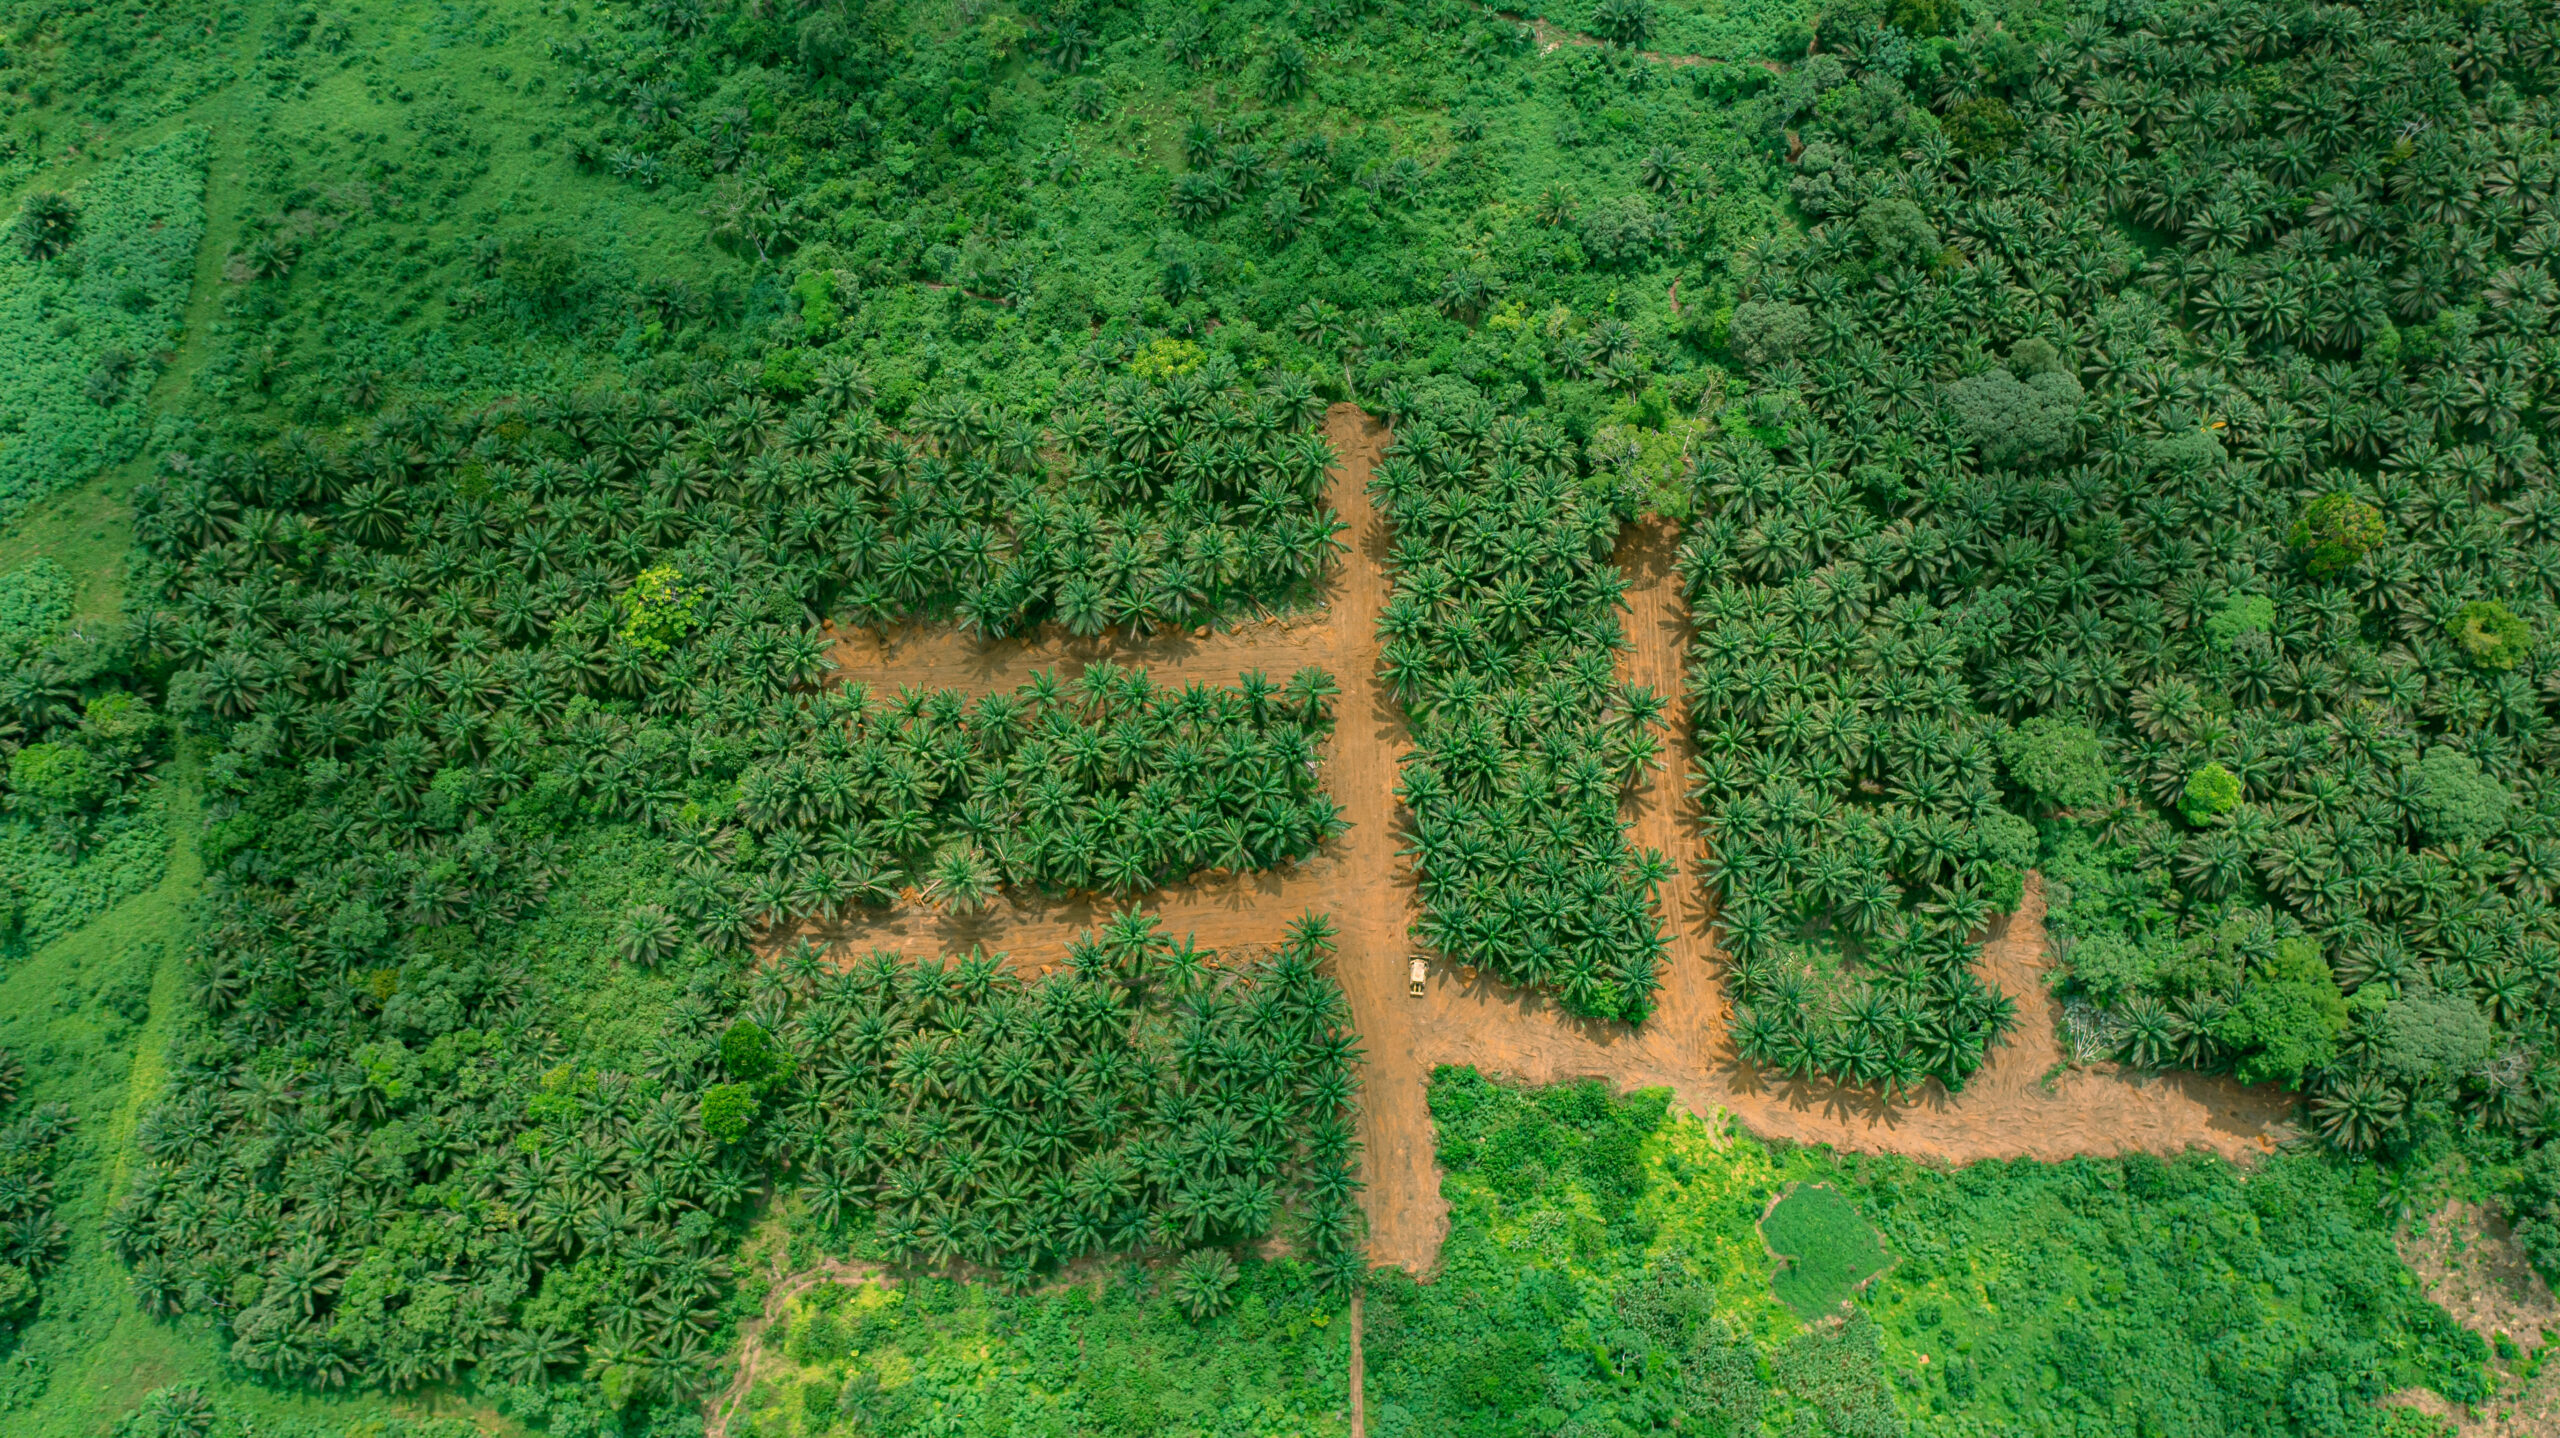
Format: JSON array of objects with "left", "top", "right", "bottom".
[
  {"left": 2367, "top": 992, "right": 2496, "bottom": 1090},
  {"left": 1941, "top": 96, "right": 2021, "bottom": 158},
  {"left": 718, "top": 1019, "right": 785, "bottom": 1084},
  {"left": 2179, "top": 763, "right": 2241, "bottom": 825},
  {"left": 2067, "top": 933, "right": 2160, "bottom": 1005},
  {"left": 2203, "top": 593, "right": 2275, "bottom": 650},
  {"left": 2001, "top": 716, "right": 2112, "bottom": 810},
  {"left": 1945, "top": 347, "right": 2081, "bottom": 466},
  {"left": 8, "top": 742, "right": 111, "bottom": 815},
  {"left": 1760, "top": 1183, "right": 1891, "bottom": 1320},
  {"left": 2450, "top": 599, "right": 2530, "bottom": 670},
  {"left": 616, "top": 564, "right": 704, "bottom": 653},
  {"left": 2408, "top": 746, "right": 2510, "bottom": 843},
  {"left": 2211, "top": 937, "right": 2346, "bottom": 1086},
  {"left": 2507, "top": 1145, "right": 2560, "bottom": 1287},
  {"left": 2288, "top": 493, "right": 2386, "bottom": 578},
  {"left": 500, "top": 234, "right": 582, "bottom": 311},
  {"left": 699, "top": 1082, "right": 759, "bottom": 1143},
  {"left": 1855, "top": 197, "right": 1938, "bottom": 264},
  {"left": 0, "top": 131, "right": 207, "bottom": 527},
  {"left": 1728, "top": 301, "right": 1811, "bottom": 368}
]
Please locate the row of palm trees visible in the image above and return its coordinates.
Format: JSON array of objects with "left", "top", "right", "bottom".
[
  {"left": 109, "top": 361, "right": 1362, "bottom": 1402},
  {"left": 0, "top": 1049, "right": 69, "bottom": 1328},
  {"left": 1373, "top": 405, "right": 1671, "bottom": 1023},
  {"left": 754, "top": 913, "right": 1365, "bottom": 1295}
]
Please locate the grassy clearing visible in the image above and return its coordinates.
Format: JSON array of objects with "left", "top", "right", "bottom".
[{"left": 1760, "top": 1182, "right": 1892, "bottom": 1322}]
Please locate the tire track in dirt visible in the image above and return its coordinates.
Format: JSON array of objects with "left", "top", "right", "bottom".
[
  {"left": 782, "top": 408, "right": 2297, "bottom": 1281},
  {"left": 705, "top": 1257, "right": 882, "bottom": 1438}
]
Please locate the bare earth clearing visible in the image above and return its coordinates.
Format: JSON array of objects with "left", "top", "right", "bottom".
[
  {"left": 2389, "top": 1201, "right": 2560, "bottom": 1437},
  {"left": 787, "top": 405, "right": 2297, "bottom": 1277}
]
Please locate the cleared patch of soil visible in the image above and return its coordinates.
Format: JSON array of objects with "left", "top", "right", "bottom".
[
  {"left": 818, "top": 610, "right": 1340, "bottom": 704},
  {"left": 783, "top": 407, "right": 2298, "bottom": 1279},
  {"left": 704, "top": 1256, "right": 881, "bottom": 1438},
  {"left": 2389, "top": 1200, "right": 2560, "bottom": 1437}
]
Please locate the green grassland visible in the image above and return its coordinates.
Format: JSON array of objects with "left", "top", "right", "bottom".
[{"left": 1759, "top": 1181, "right": 1891, "bottom": 1321}]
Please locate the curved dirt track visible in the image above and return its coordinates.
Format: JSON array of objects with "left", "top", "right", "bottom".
[{"left": 797, "top": 406, "right": 2298, "bottom": 1277}]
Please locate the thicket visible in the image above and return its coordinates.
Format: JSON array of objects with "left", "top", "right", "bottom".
[
  {"left": 533, "top": 0, "right": 1790, "bottom": 440},
  {"left": 0, "top": 1048, "right": 70, "bottom": 1358},
  {"left": 0, "top": 129, "right": 207, "bottom": 526},
  {"left": 0, "top": 3, "right": 245, "bottom": 128},
  {"left": 1393, "top": 1068, "right": 2487, "bottom": 1438},
  {"left": 1372, "top": 402, "right": 1671, "bottom": 1022},
  {"left": 1684, "top": 0, "right": 2560, "bottom": 1128},
  {"left": 0, "top": 554, "right": 169, "bottom": 963},
  {"left": 721, "top": 1254, "right": 1354, "bottom": 1438}
]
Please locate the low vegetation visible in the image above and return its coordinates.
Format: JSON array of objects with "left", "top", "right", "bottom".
[
  {"left": 0, "top": 130, "right": 206, "bottom": 527},
  {"left": 1759, "top": 1181, "right": 1892, "bottom": 1321}
]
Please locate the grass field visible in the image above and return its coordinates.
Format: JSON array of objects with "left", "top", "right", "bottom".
[{"left": 1760, "top": 1182, "right": 1893, "bottom": 1322}]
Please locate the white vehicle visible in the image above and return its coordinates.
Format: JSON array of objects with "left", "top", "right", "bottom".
[{"left": 1408, "top": 956, "right": 1429, "bottom": 997}]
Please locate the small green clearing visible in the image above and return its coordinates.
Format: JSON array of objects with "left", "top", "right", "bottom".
[{"left": 1760, "top": 1182, "right": 1891, "bottom": 1321}]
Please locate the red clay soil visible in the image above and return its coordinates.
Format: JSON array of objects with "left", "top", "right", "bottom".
[{"left": 784, "top": 406, "right": 2299, "bottom": 1279}]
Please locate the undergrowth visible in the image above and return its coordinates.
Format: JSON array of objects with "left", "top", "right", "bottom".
[{"left": 0, "top": 129, "right": 206, "bottom": 528}]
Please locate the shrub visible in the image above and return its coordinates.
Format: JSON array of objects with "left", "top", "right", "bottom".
[
  {"left": 2148, "top": 427, "right": 2228, "bottom": 474},
  {"left": 2067, "top": 933, "right": 2160, "bottom": 1005},
  {"left": 1941, "top": 95, "right": 2022, "bottom": 158},
  {"left": 1728, "top": 301, "right": 1811, "bottom": 368},
  {"left": 2179, "top": 763, "right": 2241, "bottom": 825},
  {"left": 1760, "top": 1183, "right": 1891, "bottom": 1321},
  {"left": 2001, "top": 716, "right": 2112, "bottom": 810},
  {"left": 2367, "top": 992, "right": 2496, "bottom": 1090},
  {"left": 1855, "top": 197, "right": 1938, "bottom": 264},
  {"left": 2288, "top": 493, "right": 2386, "bottom": 578},
  {"left": 718, "top": 1019, "right": 785, "bottom": 1084},
  {"left": 2506, "top": 1144, "right": 2560, "bottom": 1287},
  {"left": 0, "top": 130, "right": 207, "bottom": 526},
  {"left": 700, "top": 1082, "right": 759, "bottom": 1143},
  {"left": 8, "top": 742, "right": 110, "bottom": 815},
  {"left": 2450, "top": 599, "right": 2530, "bottom": 670},
  {"left": 2408, "top": 747, "right": 2510, "bottom": 843},
  {"left": 500, "top": 234, "right": 582, "bottom": 311},
  {"left": 1577, "top": 194, "right": 1666, "bottom": 270},
  {"left": 617, "top": 564, "right": 704, "bottom": 653},
  {"left": 2203, "top": 593, "right": 2275, "bottom": 650},
  {"left": 1945, "top": 353, "right": 2081, "bottom": 467},
  {"left": 2211, "top": 937, "right": 2346, "bottom": 1086}
]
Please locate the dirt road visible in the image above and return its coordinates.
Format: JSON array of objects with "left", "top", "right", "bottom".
[
  {"left": 779, "top": 406, "right": 1406, "bottom": 991},
  {"left": 798, "top": 407, "right": 2298, "bottom": 1278}
]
